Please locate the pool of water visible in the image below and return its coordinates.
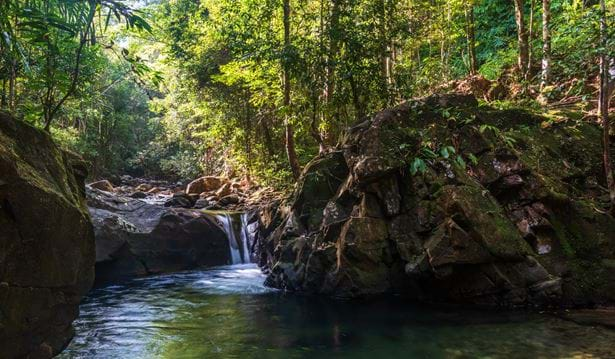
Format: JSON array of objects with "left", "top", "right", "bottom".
[{"left": 61, "top": 264, "right": 615, "bottom": 358}]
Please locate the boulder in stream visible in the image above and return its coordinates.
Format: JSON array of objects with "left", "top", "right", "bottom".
[
  {"left": 258, "top": 94, "right": 615, "bottom": 307},
  {"left": 88, "top": 188, "right": 230, "bottom": 284}
]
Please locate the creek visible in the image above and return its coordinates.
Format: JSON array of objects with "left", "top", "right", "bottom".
[{"left": 60, "top": 213, "right": 615, "bottom": 358}]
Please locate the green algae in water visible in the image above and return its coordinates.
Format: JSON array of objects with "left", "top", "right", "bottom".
[{"left": 60, "top": 264, "right": 615, "bottom": 359}]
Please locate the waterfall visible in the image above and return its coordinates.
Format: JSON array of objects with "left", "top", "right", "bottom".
[{"left": 216, "top": 213, "right": 254, "bottom": 265}]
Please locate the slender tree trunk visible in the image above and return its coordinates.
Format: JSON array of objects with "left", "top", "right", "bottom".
[
  {"left": 0, "top": 39, "right": 5, "bottom": 109},
  {"left": 598, "top": 0, "right": 615, "bottom": 212},
  {"left": 7, "top": 11, "right": 17, "bottom": 113},
  {"left": 444, "top": 0, "right": 452, "bottom": 81},
  {"left": 9, "top": 58, "right": 16, "bottom": 112},
  {"left": 465, "top": 2, "right": 478, "bottom": 75},
  {"left": 540, "top": 0, "right": 551, "bottom": 91},
  {"left": 44, "top": 0, "right": 96, "bottom": 131},
  {"left": 526, "top": 0, "right": 535, "bottom": 78},
  {"left": 244, "top": 95, "right": 252, "bottom": 182},
  {"left": 319, "top": 0, "right": 341, "bottom": 153},
  {"left": 1, "top": 79, "right": 6, "bottom": 109},
  {"left": 514, "top": 0, "right": 529, "bottom": 75},
  {"left": 261, "top": 116, "right": 275, "bottom": 158},
  {"left": 349, "top": 73, "right": 365, "bottom": 120},
  {"left": 326, "top": 0, "right": 340, "bottom": 104},
  {"left": 282, "top": 0, "right": 301, "bottom": 180},
  {"left": 379, "top": 0, "right": 392, "bottom": 101}
]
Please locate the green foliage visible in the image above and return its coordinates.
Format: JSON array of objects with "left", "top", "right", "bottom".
[{"left": 1, "top": 0, "right": 613, "bottom": 186}]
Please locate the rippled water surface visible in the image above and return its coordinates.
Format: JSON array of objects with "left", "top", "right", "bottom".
[{"left": 61, "top": 264, "right": 615, "bottom": 358}]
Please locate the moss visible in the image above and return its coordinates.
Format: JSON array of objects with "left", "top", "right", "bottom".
[
  {"left": 293, "top": 152, "right": 349, "bottom": 232},
  {"left": 439, "top": 185, "right": 532, "bottom": 259}
]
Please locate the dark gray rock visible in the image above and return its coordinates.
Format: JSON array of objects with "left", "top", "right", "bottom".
[
  {"left": 164, "top": 191, "right": 194, "bottom": 208},
  {"left": 0, "top": 112, "right": 95, "bottom": 358},
  {"left": 88, "top": 189, "right": 230, "bottom": 284},
  {"left": 257, "top": 94, "right": 615, "bottom": 307},
  {"left": 130, "top": 191, "right": 148, "bottom": 199}
]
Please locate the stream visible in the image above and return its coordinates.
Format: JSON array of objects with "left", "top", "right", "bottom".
[
  {"left": 60, "top": 264, "right": 615, "bottom": 359},
  {"left": 59, "top": 213, "right": 615, "bottom": 358}
]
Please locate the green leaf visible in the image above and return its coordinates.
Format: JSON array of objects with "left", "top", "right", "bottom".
[
  {"left": 455, "top": 155, "right": 466, "bottom": 169},
  {"left": 421, "top": 147, "right": 438, "bottom": 159},
  {"left": 410, "top": 158, "right": 425, "bottom": 176},
  {"left": 440, "top": 147, "right": 450, "bottom": 159}
]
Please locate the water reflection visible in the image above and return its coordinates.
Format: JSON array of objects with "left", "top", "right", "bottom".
[{"left": 61, "top": 264, "right": 615, "bottom": 358}]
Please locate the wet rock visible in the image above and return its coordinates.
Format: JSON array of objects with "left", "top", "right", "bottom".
[
  {"left": 186, "top": 176, "right": 226, "bottom": 195},
  {"left": 194, "top": 199, "right": 211, "bottom": 209},
  {"left": 164, "top": 191, "right": 194, "bottom": 208},
  {"left": 130, "top": 191, "right": 147, "bottom": 199},
  {"left": 135, "top": 183, "right": 153, "bottom": 192},
  {"left": 88, "top": 189, "right": 230, "bottom": 284},
  {"left": 89, "top": 179, "right": 114, "bottom": 192},
  {"left": 0, "top": 113, "right": 95, "bottom": 358},
  {"left": 147, "top": 187, "right": 163, "bottom": 194},
  {"left": 219, "top": 194, "right": 240, "bottom": 206}
]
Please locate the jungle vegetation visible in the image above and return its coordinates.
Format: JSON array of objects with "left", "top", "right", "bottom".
[{"left": 0, "top": 0, "right": 613, "bottom": 194}]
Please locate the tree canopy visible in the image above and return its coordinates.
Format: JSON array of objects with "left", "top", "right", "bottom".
[{"left": 0, "top": 0, "right": 613, "bottom": 188}]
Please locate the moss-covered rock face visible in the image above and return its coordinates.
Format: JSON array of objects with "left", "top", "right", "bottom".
[
  {"left": 0, "top": 112, "right": 95, "bottom": 358},
  {"left": 259, "top": 94, "right": 615, "bottom": 307}
]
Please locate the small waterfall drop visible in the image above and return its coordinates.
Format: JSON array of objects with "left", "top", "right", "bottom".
[{"left": 216, "top": 213, "right": 254, "bottom": 264}]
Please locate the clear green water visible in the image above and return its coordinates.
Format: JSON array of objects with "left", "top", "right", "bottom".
[{"left": 61, "top": 264, "right": 615, "bottom": 359}]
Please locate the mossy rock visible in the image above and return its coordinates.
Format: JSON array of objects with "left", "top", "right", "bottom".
[
  {"left": 260, "top": 94, "right": 615, "bottom": 307},
  {"left": 0, "top": 112, "right": 95, "bottom": 358}
]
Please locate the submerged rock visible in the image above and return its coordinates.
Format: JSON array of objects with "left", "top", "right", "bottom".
[
  {"left": 88, "top": 188, "right": 230, "bottom": 284},
  {"left": 258, "top": 94, "right": 615, "bottom": 307},
  {"left": 0, "top": 112, "right": 95, "bottom": 358}
]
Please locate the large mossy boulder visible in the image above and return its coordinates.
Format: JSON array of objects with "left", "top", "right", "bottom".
[
  {"left": 260, "top": 94, "right": 615, "bottom": 307},
  {"left": 88, "top": 188, "right": 230, "bottom": 284},
  {"left": 0, "top": 112, "right": 95, "bottom": 358}
]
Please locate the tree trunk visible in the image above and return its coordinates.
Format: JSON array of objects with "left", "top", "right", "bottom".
[
  {"left": 1, "top": 79, "right": 6, "bottom": 109},
  {"left": 527, "top": 0, "right": 535, "bottom": 78},
  {"left": 44, "top": 0, "right": 97, "bottom": 132},
  {"left": 260, "top": 116, "right": 275, "bottom": 158},
  {"left": 282, "top": 0, "right": 301, "bottom": 180},
  {"left": 540, "top": 0, "right": 551, "bottom": 91},
  {"left": 379, "top": 0, "right": 392, "bottom": 101},
  {"left": 513, "top": 0, "right": 529, "bottom": 75},
  {"left": 244, "top": 95, "right": 253, "bottom": 182},
  {"left": 598, "top": 0, "right": 615, "bottom": 212},
  {"left": 326, "top": 0, "right": 340, "bottom": 104},
  {"left": 319, "top": 0, "right": 341, "bottom": 153},
  {"left": 0, "top": 38, "right": 5, "bottom": 109},
  {"left": 349, "top": 72, "right": 365, "bottom": 120},
  {"left": 465, "top": 2, "right": 478, "bottom": 75},
  {"left": 9, "top": 58, "right": 16, "bottom": 112}
]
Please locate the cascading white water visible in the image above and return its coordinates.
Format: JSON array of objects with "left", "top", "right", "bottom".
[
  {"left": 216, "top": 213, "right": 253, "bottom": 264},
  {"left": 240, "top": 213, "right": 257, "bottom": 263}
]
